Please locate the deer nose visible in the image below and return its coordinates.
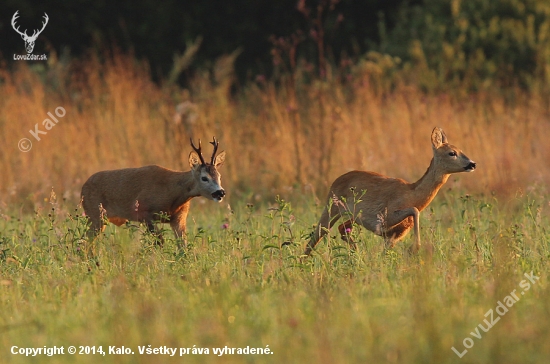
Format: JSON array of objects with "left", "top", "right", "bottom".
[
  {"left": 465, "top": 161, "right": 476, "bottom": 171},
  {"left": 212, "top": 189, "right": 225, "bottom": 200}
]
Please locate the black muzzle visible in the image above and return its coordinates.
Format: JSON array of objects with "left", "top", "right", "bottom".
[
  {"left": 212, "top": 189, "right": 226, "bottom": 199},
  {"left": 465, "top": 161, "right": 476, "bottom": 171}
]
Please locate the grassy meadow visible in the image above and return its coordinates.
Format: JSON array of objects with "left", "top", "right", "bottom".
[{"left": 0, "top": 54, "right": 549, "bottom": 363}]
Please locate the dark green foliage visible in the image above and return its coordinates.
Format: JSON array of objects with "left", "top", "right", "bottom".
[
  {"left": 382, "top": 0, "right": 550, "bottom": 91},
  {"left": 2, "top": 0, "right": 548, "bottom": 90},
  {"left": 1, "top": 0, "right": 412, "bottom": 81}
]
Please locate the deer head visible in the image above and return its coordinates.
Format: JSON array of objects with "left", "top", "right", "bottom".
[
  {"left": 11, "top": 11, "right": 49, "bottom": 54},
  {"left": 431, "top": 127, "right": 476, "bottom": 174},
  {"left": 189, "top": 137, "right": 226, "bottom": 201}
]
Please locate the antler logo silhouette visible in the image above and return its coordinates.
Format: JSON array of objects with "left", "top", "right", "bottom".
[{"left": 11, "top": 11, "right": 49, "bottom": 54}]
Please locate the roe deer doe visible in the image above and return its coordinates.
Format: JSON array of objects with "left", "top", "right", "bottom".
[
  {"left": 304, "top": 127, "right": 476, "bottom": 255},
  {"left": 81, "top": 137, "right": 226, "bottom": 244}
]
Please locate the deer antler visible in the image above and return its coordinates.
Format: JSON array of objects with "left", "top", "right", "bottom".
[
  {"left": 190, "top": 138, "right": 206, "bottom": 165},
  {"left": 209, "top": 137, "right": 219, "bottom": 165},
  {"left": 30, "top": 13, "right": 49, "bottom": 40},
  {"left": 11, "top": 11, "right": 27, "bottom": 37},
  {"left": 11, "top": 11, "right": 49, "bottom": 40}
]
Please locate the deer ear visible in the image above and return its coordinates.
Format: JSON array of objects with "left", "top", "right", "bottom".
[
  {"left": 431, "top": 127, "right": 448, "bottom": 149},
  {"left": 189, "top": 151, "right": 201, "bottom": 168},
  {"left": 214, "top": 151, "right": 226, "bottom": 167}
]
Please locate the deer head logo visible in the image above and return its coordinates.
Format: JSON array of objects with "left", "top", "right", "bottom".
[{"left": 11, "top": 11, "right": 49, "bottom": 54}]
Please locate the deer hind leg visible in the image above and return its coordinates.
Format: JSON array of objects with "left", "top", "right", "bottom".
[
  {"left": 338, "top": 220, "right": 357, "bottom": 250},
  {"left": 82, "top": 197, "right": 105, "bottom": 240},
  {"left": 382, "top": 208, "right": 420, "bottom": 253},
  {"left": 145, "top": 221, "right": 165, "bottom": 246},
  {"left": 304, "top": 204, "right": 341, "bottom": 256},
  {"left": 84, "top": 217, "right": 103, "bottom": 240},
  {"left": 383, "top": 222, "right": 413, "bottom": 251}
]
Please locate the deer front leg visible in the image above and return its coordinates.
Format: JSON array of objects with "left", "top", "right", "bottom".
[
  {"left": 170, "top": 203, "right": 190, "bottom": 247},
  {"left": 383, "top": 207, "right": 420, "bottom": 253}
]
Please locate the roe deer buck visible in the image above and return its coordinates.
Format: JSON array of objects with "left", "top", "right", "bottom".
[
  {"left": 81, "top": 137, "right": 226, "bottom": 244},
  {"left": 304, "top": 127, "right": 476, "bottom": 255}
]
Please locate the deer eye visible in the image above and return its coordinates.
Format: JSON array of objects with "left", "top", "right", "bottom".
[
  {"left": 201, "top": 177, "right": 208, "bottom": 182},
  {"left": 449, "top": 151, "right": 457, "bottom": 157}
]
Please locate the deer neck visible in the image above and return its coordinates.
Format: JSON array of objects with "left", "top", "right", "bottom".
[
  {"left": 410, "top": 158, "right": 449, "bottom": 211},
  {"left": 179, "top": 170, "right": 202, "bottom": 201}
]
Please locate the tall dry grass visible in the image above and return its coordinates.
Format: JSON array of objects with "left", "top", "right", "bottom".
[{"left": 1, "top": 52, "right": 549, "bottom": 210}]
